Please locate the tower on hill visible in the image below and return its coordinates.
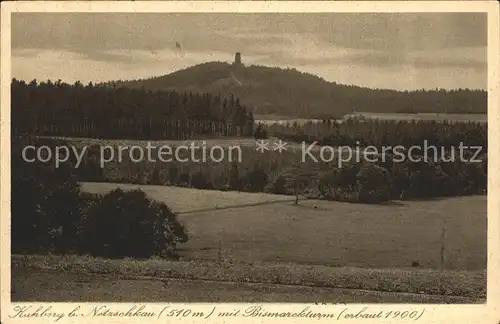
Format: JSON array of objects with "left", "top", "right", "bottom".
[{"left": 234, "top": 52, "right": 242, "bottom": 66}]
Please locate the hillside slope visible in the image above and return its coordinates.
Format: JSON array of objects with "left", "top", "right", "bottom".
[{"left": 107, "top": 61, "right": 487, "bottom": 118}]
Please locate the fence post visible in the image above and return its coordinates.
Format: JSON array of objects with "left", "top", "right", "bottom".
[
  {"left": 440, "top": 215, "right": 447, "bottom": 269},
  {"left": 217, "top": 239, "right": 222, "bottom": 263}
]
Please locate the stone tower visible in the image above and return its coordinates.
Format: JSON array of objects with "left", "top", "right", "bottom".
[{"left": 234, "top": 52, "right": 242, "bottom": 66}]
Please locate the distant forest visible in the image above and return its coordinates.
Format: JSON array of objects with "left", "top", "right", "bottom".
[
  {"left": 11, "top": 78, "right": 255, "bottom": 139},
  {"left": 105, "top": 62, "right": 487, "bottom": 118}
]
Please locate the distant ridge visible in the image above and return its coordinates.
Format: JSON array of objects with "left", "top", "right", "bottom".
[{"left": 103, "top": 56, "right": 487, "bottom": 118}]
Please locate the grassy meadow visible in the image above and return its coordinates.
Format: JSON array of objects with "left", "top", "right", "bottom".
[
  {"left": 80, "top": 183, "right": 487, "bottom": 271},
  {"left": 80, "top": 182, "right": 296, "bottom": 214},
  {"left": 12, "top": 254, "right": 486, "bottom": 302},
  {"left": 12, "top": 269, "right": 480, "bottom": 303}
]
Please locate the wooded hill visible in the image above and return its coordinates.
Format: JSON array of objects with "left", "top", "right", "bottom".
[{"left": 104, "top": 61, "right": 487, "bottom": 118}]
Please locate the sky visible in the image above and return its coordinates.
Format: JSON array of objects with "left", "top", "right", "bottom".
[{"left": 11, "top": 13, "right": 487, "bottom": 91}]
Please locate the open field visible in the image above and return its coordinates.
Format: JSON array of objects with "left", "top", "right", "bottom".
[
  {"left": 36, "top": 135, "right": 317, "bottom": 154},
  {"left": 11, "top": 255, "right": 485, "bottom": 302},
  {"left": 34, "top": 136, "right": 382, "bottom": 162},
  {"left": 343, "top": 112, "right": 487, "bottom": 123},
  {"left": 255, "top": 113, "right": 487, "bottom": 126},
  {"left": 80, "top": 182, "right": 296, "bottom": 214},
  {"left": 11, "top": 269, "right": 481, "bottom": 303},
  {"left": 38, "top": 136, "right": 262, "bottom": 149},
  {"left": 80, "top": 182, "right": 487, "bottom": 271}
]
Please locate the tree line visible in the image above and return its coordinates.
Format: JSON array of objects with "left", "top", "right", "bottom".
[
  {"left": 11, "top": 78, "right": 255, "bottom": 139},
  {"left": 265, "top": 118, "right": 487, "bottom": 152}
]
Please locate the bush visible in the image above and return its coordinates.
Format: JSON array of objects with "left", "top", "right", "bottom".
[
  {"left": 244, "top": 166, "right": 268, "bottom": 192},
  {"left": 168, "top": 165, "right": 180, "bottom": 185},
  {"left": 11, "top": 136, "right": 188, "bottom": 259},
  {"left": 11, "top": 136, "right": 84, "bottom": 253},
  {"left": 390, "top": 161, "right": 410, "bottom": 199},
  {"left": 78, "top": 144, "right": 104, "bottom": 181},
  {"left": 191, "top": 171, "right": 213, "bottom": 189},
  {"left": 336, "top": 163, "right": 360, "bottom": 193},
  {"left": 228, "top": 162, "right": 241, "bottom": 190},
  {"left": 150, "top": 201, "right": 189, "bottom": 259},
  {"left": 318, "top": 170, "right": 337, "bottom": 199},
  {"left": 318, "top": 164, "right": 360, "bottom": 202},
  {"left": 79, "top": 189, "right": 188, "bottom": 259},
  {"left": 356, "top": 162, "right": 392, "bottom": 204},
  {"left": 270, "top": 175, "right": 287, "bottom": 194},
  {"left": 254, "top": 124, "right": 268, "bottom": 139}
]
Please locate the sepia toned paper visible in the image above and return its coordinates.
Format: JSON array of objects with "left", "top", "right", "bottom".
[{"left": 1, "top": 1, "right": 499, "bottom": 324}]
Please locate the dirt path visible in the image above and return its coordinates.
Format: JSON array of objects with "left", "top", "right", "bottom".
[{"left": 12, "top": 269, "right": 480, "bottom": 303}]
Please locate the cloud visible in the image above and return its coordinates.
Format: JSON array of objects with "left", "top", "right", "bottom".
[
  {"left": 331, "top": 48, "right": 486, "bottom": 71},
  {"left": 306, "top": 63, "right": 486, "bottom": 91},
  {"left": 237, "top": 32, "right": 486, "bottom": 72},
  {"left": 11, "top": 13, "right": 487, "bottom": 90},
  {"left": 12, "top": 13, "right": 487, "bottom": 52},
  {"left": 314, "top": 13, "right": 487, "bottom": 51}
]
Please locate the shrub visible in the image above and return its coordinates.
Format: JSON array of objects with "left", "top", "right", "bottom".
[
  {"left": 356, "top": 162, "right": 392, "bottom": 204},
  {"left": 318, "top": 170, "right": 336, "bottom": 199},
  {"left": 11, "top": 136, "right": 84, "bottom": 253},
  {"left": 390, "top": 161, "right": 411, "bottom": 199},
  {"left": 270, "top": 175, "right": 287, "bottom": 194},
  {"left": 179, "top": 172, "right": 190, "bottom": 186},
  {"left": 78, "top": 144, "right": 103, "bottom": 181},
  {"left": 244, "top": 165, "right": 269, "bottom": 192},
  {"left": 150, "top": 201, "right": 189, "bottom": 259},
  {"left": 79, "top": 189, "right": 188, "bottom": 259},
  {"left": 254, "top": 124, "right": 268, "bottom": 139},
  {"left": 191, "top": 171, "right": 214, "bottom": 189},
  {"left": 228, "top": 162, "right": 241, "bottom": 190},
  {"left": 336, "top": 162, "right": 360, "bottom": 193},
  {"left": 168, "top": 165, "right": 180, "bottom": 185},
  {"left": 318, "top": 164, "right": 360, "bottom": 201},
  {"left": 11, "top": 170, "right": 53, "bottom": 253}
]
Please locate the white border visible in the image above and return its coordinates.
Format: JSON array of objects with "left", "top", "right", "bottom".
[{"left": 1, "top": 2, "right": 499, "bottom": 324}]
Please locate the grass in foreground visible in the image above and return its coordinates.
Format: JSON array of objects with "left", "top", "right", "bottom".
[
  {"left": 12, "top": 269, "right": 480, "bottom": 303},
  {"left": 179, "top": 197, "right": 487, "bottom": 270},
  {"left": 81, "top": 183, "right": 487, "bottom": 271},
  {"left": 12, "top": 254, "right": 486, "bottom": 299}
]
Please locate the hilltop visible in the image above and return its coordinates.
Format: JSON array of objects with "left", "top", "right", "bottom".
[{"left": 105, "top": 55, "right": 487, "bottom": 118}]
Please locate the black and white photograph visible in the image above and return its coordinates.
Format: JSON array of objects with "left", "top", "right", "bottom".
[{"left": 1, "top": 1, "right": 499, "bottom": 316}]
